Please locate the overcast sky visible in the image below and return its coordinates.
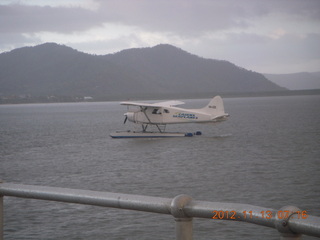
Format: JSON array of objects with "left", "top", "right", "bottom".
[{"left": 1, "top": 0, "right": 319, "bottom": 74}]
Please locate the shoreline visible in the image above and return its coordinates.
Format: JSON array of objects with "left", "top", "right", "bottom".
[{"left": 1, "top": 89, "right": 319, "bottom": 105}]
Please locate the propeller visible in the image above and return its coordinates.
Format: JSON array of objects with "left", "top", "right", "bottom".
[{"left": 123, "top": 113, "right": 128, "bottom": 124}]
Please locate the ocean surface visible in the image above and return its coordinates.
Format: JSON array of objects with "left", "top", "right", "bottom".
[{"left": 1, "top": 95, "right": 320, "bottom": 240}]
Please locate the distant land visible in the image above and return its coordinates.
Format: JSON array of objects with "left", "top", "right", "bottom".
[
  {"left": 0, "top": 42, "right": 318, "bottom": 104},
  {"left": 264, "top": 72, "right": 320, "bottom": 90}
]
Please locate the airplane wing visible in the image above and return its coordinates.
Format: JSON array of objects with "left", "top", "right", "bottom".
[
  {"left": 121, "top": 100, "right": 185, "bottom": 108},
  {"left": 120, "top": 102, "right": 157, "bottom": 107},
  {"left": 211, "top": 114, "right": 230, "bottom": 121},
  {"left": 155, "top": 100, "right": 185, "bottom": 107}
]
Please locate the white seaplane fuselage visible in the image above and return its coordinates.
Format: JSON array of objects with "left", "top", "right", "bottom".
[
  {"left": 125, "top": 104, "right": 226, "bottom": 124},
  {"left": 110, "top": 96, "right": 229, "bottom": 138},
  {"left": 122, "top": 96, "right": 229, "bottom": 125}
]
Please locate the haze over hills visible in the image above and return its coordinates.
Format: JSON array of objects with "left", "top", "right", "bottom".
[
  {"left": 264, "top": 72, "right": 320, "bottom": 90},
  {"left": 0, "top": 43, "right": 285, "bottom": 101}
]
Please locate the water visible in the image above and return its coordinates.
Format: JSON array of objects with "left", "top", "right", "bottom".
[{"left": 1, "top": 95, "right": 320, "bottom": 239}]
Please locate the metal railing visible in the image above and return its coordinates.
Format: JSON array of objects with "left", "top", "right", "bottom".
[{"left": 0, "top": 182, "right": 319, "bottom": 240}]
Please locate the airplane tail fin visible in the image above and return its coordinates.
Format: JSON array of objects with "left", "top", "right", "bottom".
[{"left": 202, "top": 96, "right": 229, "bottom": 120}]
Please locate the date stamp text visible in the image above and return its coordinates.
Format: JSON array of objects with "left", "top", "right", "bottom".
[{"left": 212, "top": 210, "right": 308, "bottom": 220}]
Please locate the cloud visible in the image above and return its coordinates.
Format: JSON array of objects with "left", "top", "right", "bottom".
[
  {"left": 0, "top": 3, "right": 104, "bottom": 34},
  {"left": 93, "top": 0, "right": 320, "bottom": 36},
  {"left": 0, "top": 33, "right": 41, "bottom": 53},
  {"left": 1, "top": 0, "right": 320, "bottom": 73},
  {"left": 2, "top": 0, "right": 319, "bottom": 38},
  {"left": 94, "top": 0, "right": 253, "bottom": 36}
]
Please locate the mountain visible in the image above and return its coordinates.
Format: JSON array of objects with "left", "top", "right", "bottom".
[
  {"left": 0, "top": 43, "right": 285, "bottom": 101},
  {"left": 264, "top": 72, "right": 320, "bottom": 90},
  {"left": 0, "top": 43, "right": 149, "bottom": 98},
  {"left": 103, "top": 44, "right": 284, "bottom": 95}
]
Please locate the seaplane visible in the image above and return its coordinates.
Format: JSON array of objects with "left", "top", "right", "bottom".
[{"left": 110, "top": 96, "right": 229, "bottom": 138}]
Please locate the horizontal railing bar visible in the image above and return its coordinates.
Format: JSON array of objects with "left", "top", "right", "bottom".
[
  {"left": 0, "top": 183, "right": 172, "bottom": 214},
  {"left": 289, "top": 216, "right": 320, "bottom": 237},
  {"left": 1, "top": 183, "right": 319, "bottom": 238}
]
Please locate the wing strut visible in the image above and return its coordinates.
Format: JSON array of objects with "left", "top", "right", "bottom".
[{"left": 140, "top": 106, "right": 164, "bottom": 133}]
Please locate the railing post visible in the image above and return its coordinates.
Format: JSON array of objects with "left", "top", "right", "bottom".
[
  {"left": 175, "top": 217, "right": 193, "bottom": 240},
  {"left": 171, "top": 194, "right": 193, "bottom": 240}
]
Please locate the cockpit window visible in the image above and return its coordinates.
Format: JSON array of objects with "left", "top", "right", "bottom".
[
  {"left": 164, "top": 109, "right": 170, "bottom": 113},
  {"left": 152, "top": 108, "right": 160, "bottom": 114}
]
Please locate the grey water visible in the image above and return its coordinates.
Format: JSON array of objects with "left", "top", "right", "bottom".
[{"left": 1, "top": 95, "right": 320, "bottom": 240}]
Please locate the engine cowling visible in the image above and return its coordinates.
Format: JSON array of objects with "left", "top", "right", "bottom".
[{"left": 124, "top": 112, "right": 135, "bottom": 123}]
